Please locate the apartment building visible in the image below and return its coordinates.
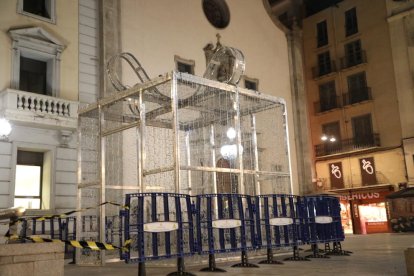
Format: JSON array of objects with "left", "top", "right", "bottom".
[{"left": 303, "top": 0, "right": 412, "bottom": 234}]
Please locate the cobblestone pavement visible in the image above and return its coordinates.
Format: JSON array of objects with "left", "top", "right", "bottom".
[{"left": 64, "top": 233, "right": 414, "bottom": 276}]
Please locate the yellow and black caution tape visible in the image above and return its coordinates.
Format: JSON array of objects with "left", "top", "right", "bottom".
[
  {"left": 1, "top": 201, "right": 129, "bottom": 227},
  {"left": 31, "top": 201, "right": 130, "bottom": 222},
  {"left": 7, "top": 234, "right": 132, "bottom": 252}
]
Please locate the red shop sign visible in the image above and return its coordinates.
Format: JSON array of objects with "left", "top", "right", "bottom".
[{"left": 340, "top": 192, "right": 380, "bottom": 201}]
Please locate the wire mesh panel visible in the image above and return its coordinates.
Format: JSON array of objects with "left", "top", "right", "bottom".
[
  {"left": 195, "top": 193, "right": 256, "bottom": 254},
  {"left": 123, "top": 193, "right": 195, "bottom": 263},
  {"left": 255, "top": 194, "right": 306, "bottom": 249},
  {"left": 302, "top": 196, "right": 344, "bottom": 244},
  {"left": 78, "top": 71, "right": 293, "bottom": 265},
  {"left": 174, "top": 73, "right": 291, "bottom": 197}
]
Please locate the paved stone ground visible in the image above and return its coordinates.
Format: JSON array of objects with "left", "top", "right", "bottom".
[{"left": 64, "top": 233, "right": 414, "bottom": 276}]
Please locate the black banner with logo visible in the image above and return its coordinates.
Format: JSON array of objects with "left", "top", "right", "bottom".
[{"left": 329, "top": 162, "right": 344, "bottom": 189}]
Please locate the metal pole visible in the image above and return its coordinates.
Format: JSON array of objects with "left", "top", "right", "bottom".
[
  {"left": 76, "top": 116, "right": 82, "bottom": 265},
  {"left": 171, "top": 73, "right": 181, "bottom": 193},
  {"left": 138, "top": 97, "right": 145, "bottom": 193},
  {"left": 185, "top": 131, "right": 192, "bottom": 195},
  {"left": 251, "top": 114, "right": 260, "bottom": 196},
  {"left": 210, "top": 125, "right": 217, "bottom": 195},
  {"left": 210, "top": 124, "right": 218, "bottom": 219},
  {"left": 234, "top": 89, "right": 244, "bottom": 194},
  {"left": 99, "top": 104, "right": 106, "bottom": 265},
  {"left": 282, "top": 103, "right": 294, "bottom": 194}
]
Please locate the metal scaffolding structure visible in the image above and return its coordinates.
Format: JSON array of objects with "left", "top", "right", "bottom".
[{"left": 77, "top": 71, "right": 292, "bottom": 264}]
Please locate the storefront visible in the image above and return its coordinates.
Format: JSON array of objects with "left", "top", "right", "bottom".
[{"left": 331, "top": 184, "right": 395, "bottom": 234}]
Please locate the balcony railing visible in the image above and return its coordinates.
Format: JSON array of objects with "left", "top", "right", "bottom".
[
  {"left": 314, "top": 96, "right": 341, "bottom": 114},
  {"left": 0, "top": 89, "right": 78, "bottom": 129},
  {"left": 340, "top": 50, "right": 367, "bottom": 69},
  {"left": 312, "top": 61, "right": 337, "bottom": 79},
  {"left": 315, "top": 133, "right": 380, "bottom": 157},
  {"left": 343, "top": 87, "right": 372, "bottom": 106}
]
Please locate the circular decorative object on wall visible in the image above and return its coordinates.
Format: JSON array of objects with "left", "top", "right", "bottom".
[{"left": 202, "top": 0, "right": 230, "bottom": 29}]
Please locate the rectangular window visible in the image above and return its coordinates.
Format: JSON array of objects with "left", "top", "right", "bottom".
[
  {"left": 175, "top": 55, "right": 195, "bottom": 75},
  {"left": 317, "top": 51, "right": 332, "bottom": 76},
  {"left": 352, "top": 114, "right": 374, "bottom": 147},
  {"left": 23, "top": 0, "right": 50, "bottom": 18},
  {"left": 317, "top": 20, "right": 328, "bottom": 47},
  {"left": 18, "top": 0, "right": 56, "bottom": 23},
  {"left": 347, "top": 72, "right": 368, "bottom": 104},
  {"left": 177, "top": 62, "right": 193, "bottom": 74},
  {"left": 345, "top": 7, "right": 358, "bottom": 36},
  {"left": 319, "top": 81, "right": 337, "bottom": 112},
  {"left": 245, "top": 78, "right": 258, "bottom": 91},
  {"left": 322, "top": 121, "right": 341, "bottom": 141},
  {"left": 345, "top": 40, "right": 363, "bottom": 67},
  {"left": 14, "top": 151, "right": 44, "bottom": 209},
  {"left": 19, "top": 57, "right": 47, "bottom": 95},
  {"left": 322, "top": 121, "right": 342, "bottom": 154}
]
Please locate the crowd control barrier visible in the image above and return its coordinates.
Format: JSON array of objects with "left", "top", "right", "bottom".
[
  {"left": 120, "top": 193, "right": 348, "bottom": 275},
  {"left": 20, "top": 217, "right": 76, "bottom": 257},
  {"left": 195, "top": 194, "right": 257, "bottom": 271},
  {"left": 302, "top": 195, "right": 350, "bottom": 257},
  {"left": 255, "top": 194, "right": 309, "bottom": 263},
  {"left": 122, "top": 193, "right": 196, "bottom": 276}
]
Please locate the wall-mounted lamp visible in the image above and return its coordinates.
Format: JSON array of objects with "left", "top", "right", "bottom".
[
  {"left": 220, "top": 127, "right": 243, "bottom": 160},
  {"left": 321, "top": 134, "right": 336, "bottom": 143},
  {"left": 0, "top": 118, "right": 12, "bottom": 141}
]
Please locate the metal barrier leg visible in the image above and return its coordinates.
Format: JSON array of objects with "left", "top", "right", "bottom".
[
  {"left": 258, "top": 248, "right": 284, "bottom": 264},
  {"left": 167, "top": 257, "right": 196, "bottom": 276},
  {"left": 139, "top": 262, "right": 146, "bottom": 276},
  {"left": 324, "top": 242, "right": 331, "bottom": 253},
  {"left": 231, "top": 250, "right": 259, "bottom": 268},
  {"left": 200, "top": 254, "right": 226, "bottom": 272},
  {"left": 284, "top": 246, "right": 310, "bottom": 261},
  {"left": 335, "top": 242, "right": 352, "bottom": 254},
  {"left": 306, "top": 244, "right": 329, "bottom": 259},
  {"left": 325, "top": 242, "right": 351, "bottom": 256}
]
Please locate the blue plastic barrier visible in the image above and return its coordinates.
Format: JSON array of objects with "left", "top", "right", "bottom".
[
  {"left": 195, "top": 193, "right": 258, "bottom": 270},
  {"left": 122, "top": 193, "right": 196, "bottom": 275},
  {"left": 20, "top": 217, "right": 76, "bottom": 256},
  {"left": 255, "top": 194, "right": 309, "bottom": 262},
  {"left": 119, "top": 193, "right": 348, "bottom": 274},
  {"left": 302, "top": 195, "right": 349, "bottom": 257}
]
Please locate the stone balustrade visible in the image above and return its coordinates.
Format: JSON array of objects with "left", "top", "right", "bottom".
[{"left": 0, "top": 89, "right": 78, "bottom": 130}]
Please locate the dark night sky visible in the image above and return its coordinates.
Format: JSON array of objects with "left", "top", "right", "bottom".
[{"left": 304, "top": 0, "right": 343, "bottom": 16}]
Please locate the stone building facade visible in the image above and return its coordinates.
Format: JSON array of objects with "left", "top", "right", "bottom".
[{"left": 0, "top": 0, "right": 304, "bottom": 223}]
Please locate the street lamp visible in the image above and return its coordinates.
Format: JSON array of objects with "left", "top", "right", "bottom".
[{"left": 0, "top": 118, "right": 12, "bottom": 141}]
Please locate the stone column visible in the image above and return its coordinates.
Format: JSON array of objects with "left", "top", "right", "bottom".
[
  {"left": 286, "top": 21, "right": 313, "bottom": 195},
  {"left": 99, "top": 0, "right": 122, "bottom": 98}
]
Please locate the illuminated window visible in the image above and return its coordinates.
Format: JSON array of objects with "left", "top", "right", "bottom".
[{"left": 14, "top": 151, "right": 44, "bottom": 209}]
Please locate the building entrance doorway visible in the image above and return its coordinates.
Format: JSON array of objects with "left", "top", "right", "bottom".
[{"left": 358, "top": 202, "right": 388, "bottom": 234}]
